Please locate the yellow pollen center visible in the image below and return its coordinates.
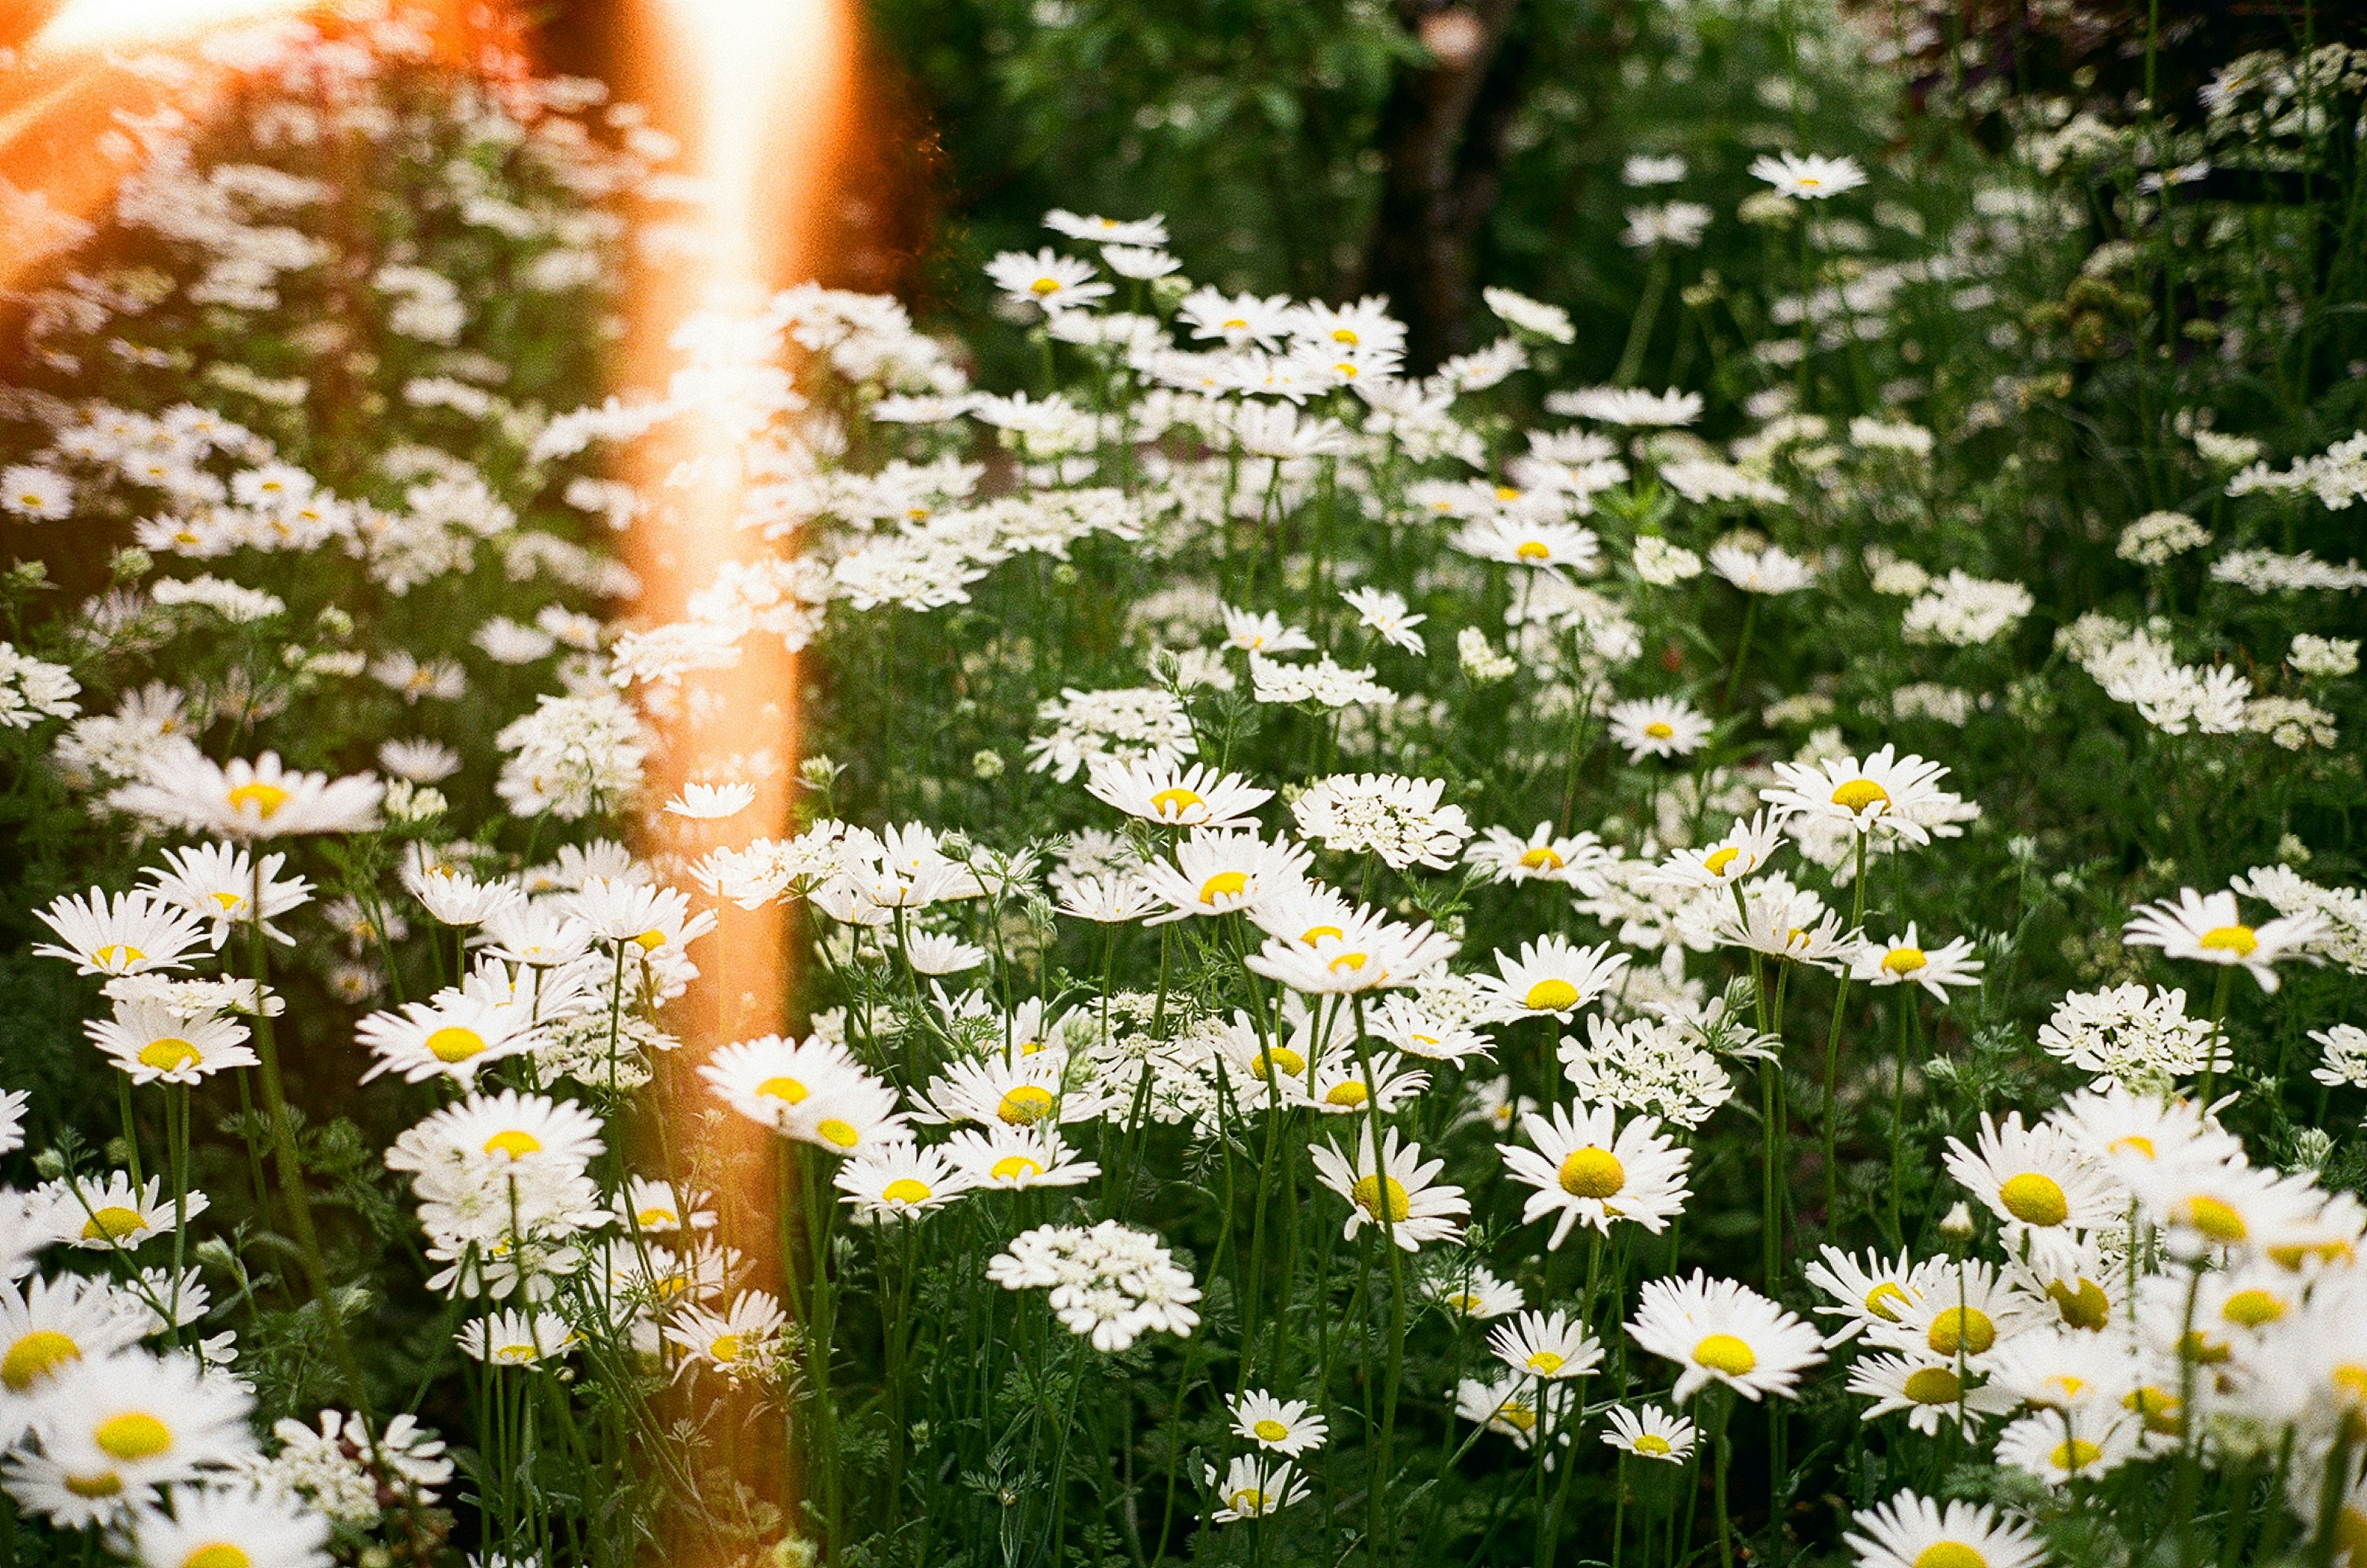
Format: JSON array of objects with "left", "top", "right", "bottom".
[
  {"left": 1558, "top": 1146, "right": 1625, "bottom": 1199},
  {"left": 1325, "top": 1081, "right": 1371, "bottom": 1107},
  {"left": 1523, "top": 978, "right": 1580, "bottom": 1012},
  {"left": 183, "top": 1546, "right": 253, "bottom": 1568},
  {"left": 1913, "top": 1545, "right": 1987, "bottom": 1568},
  {"left": 2127, "top": 1386, "right": 2181, "bottom": 1433},
  {"left": 2334, "top": 1365, "right": 2367, "bottom": 1402},
  {"left": 426, "top": 1026, "right": 487, "bottom": 1063},
  {"left": 1516, "top": 540, "right": 1551, "bottom": 562},
  {"left": 483, "top": 1130, "right": 542, "bottom": 1159},
  {"left": 1351, "top": 1174, "right": 1412, "bottom": 1223},
  {"left": 1148, "top": 786, "right": 1204, "bottom": 817},
  {"left": 1230, "top": 1488, "right": 1268, "bottom": 1513},
  {"left": 1865, "top": 1282, "right": 1910, "bottom": 1321},
  {"left": 709, "top": 1334, "right": 742, "bottom": 1363},
  {"left": 64, "top": 1474, "right": 122, "bottom": 1499},
  {"left": 1645, "top": 721, "right": 1675, "bottom": 739},
  {"left": 209, "top": 891, "right": 242, "bottom": 911},
  {"left": 1526, "top": 1351, "right": 1566, "bottom": 1375},
  {"left": 1255, "top": 1047, "right": 1306, "bottom": 1078},
  {"left": 226, "top": 781, "right": 290, "bottom": 819},
  {"left": 1253, "top": 1418, "right": 1289, "bottom": 1442},
  {"left": 495, "top": 1343, "right": 538, "bottom": 1364},
  {"left": 632, "top": 929, "right": 667, "bottom": 952},
  {"left": 1703, "top": 847, "right": 1741, "bottom": 876},
  {"left": 2048, "top": 1278, "right": 2111, "bottom": 1331},
  {"left": 2184, "top": 1194, "right": 2247, "bottom": 1242},
  {"left": 1029, "top": 277, "right": 1061, "bottom": 296},
  {"left": 137, "top": 1038, "right": 200, "bottom": 1071},
  {"left": 1881, "top": 947, "right": 1928, "bottom": 974},
  {"left": 82, "top": 1206, "right": 144, "bottom": 1241},
  {"left": 756, "top": 1076, "right": 809, "bottom": 1103},
  {"left": 2000, "top": 1171, "right": 2070, "bottom": 1227},
  {"left": 997, "top": 1085, "right": 1057, "bottom": 1125},
  {"left": 2050, "top": 1437, "right": 2103, "bottom": 1473},
  {"left": 1903, "top": 1366, "right": 1962, "bottom": 1403},
  {"left": 1518, "top": 846, "right": 1564, "bottom": 870},
  {"left": 2109, "top": 1134, "right": 2156, "bottom": 1160},
  {"left": 2197, "top": 925, "right": 2258, "bottom": 957},
  {"left": 2, "top": 1331, "right": 80, "bottom": 1390},
  {"left": 1333, "top": 328, "right": 1359, "bottom": 345},
  {"left": 1496, "top": 1400, "right": 1537, "bottom": 1432},
  {"left": 1633, "top": 1433, "right": 1672, "bottom": 1455},
  {"left": 1693, "top": 1334, "right": 1756, "bottom": 1376},
  {"left": 817, "top": 1118, "right": 861, "bottom": 1149},
  {"left": 636, "top": 1207, "right": 677, "bottom": 1228},
  {"left": 2221, "top": 1288, "right": 2284, "bottom": 1328},
  {"left": 92, "top": 944, "right": 145, "bottom": 970},
  {"left": 1222, "top": 318, "right": 1247, "bottom": 330},
  {"left": 1927, "top": 1307, "right": 1995, "bottom": 1357},
  {"left": 1829, "top": 778, "right": 1891, "bottom": 813},
  {"left": 1328, "top": 951, "right": 1370, "bottom": 974},
  {"left": 1301, "top": 925, "right": 1345, "bottom": 944},
  {"left": 1198, "top": 870, "right": 1249, "bottom": 905},
  {"left": 881, "top": 1178, "right": 933, "bottom": 1206},
  {"left": 94, "top": 1412, "right": 172, "bottom": 1461},
  {"left": 991, "top": 1156, "right": 1045, "bottom": 1182}
]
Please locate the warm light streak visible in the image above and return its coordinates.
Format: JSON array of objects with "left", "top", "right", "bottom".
[{"left": 31, "top": 0, "right": 321, "bottom": 54}]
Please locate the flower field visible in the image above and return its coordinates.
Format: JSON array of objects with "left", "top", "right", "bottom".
[{"left": 1, "top": 6, "right": 2365, "bottom": 1568}]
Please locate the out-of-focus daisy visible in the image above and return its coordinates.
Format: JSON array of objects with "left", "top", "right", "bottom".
[
  {"left": 379, "top": 738, "right": 462, "bottom": 783},
  {"left": 1428, "top": 1262, "right": 1526, "bottom": 1320},
  {"left": 1852, "top": 925, "right": 1983, "bottom": 1001},
  {"left": 663, "top": 782, "right": 756, "bottom": 820},
  {"left": 1466, "top": 822, "right": 1608, "bottom": 886},
  {"left": 1085, "top": 757, "right": 1273, "bottom": 829},
  {"left": 1455, "top": 1373, "right": 1558, "bottom": 1450},
  {"left": 985, "top": 248, "right": 1110, "bottom": 312},
  {"left": 1488, "top": 1309, "right": 1605, "bottom": 1380},
  {"left": 108, "top": 743, "right": 383, "bottom": 838},
  {"left": 1502, "top": 1101, "right": 1691, "bottom": 1246},
  {"left": 129, "top": 1483, "right": 333, "bottom": 1568},
  {"left": 1844, "top": 1489, "right": 2048, "bottom": 1568},
  {"left": 33, "top": 1349, "right": 253, "bottom": 1506},
  {"left": 1708, "top": 541, "right": 1816, "bottom": 595},
  {"left": 1309, "top": 1125, "right": 1468, "bottom": 1251},
  {"left": 1845, "top": 1350, "right": 2018, "bottom": 1434},
  {"left": 1228, "top": 1390, "right": 1328, "bottom": 1456},
  {"left": 1043, "top": 208, "right": 1167, "bottom": 247},
  {"left": 899, "top": 929, "right": 989, "bottom": 975},
  {"left": 1459, "top": 516, "right": 1602, "bottom": 575},
  {"left": 1627, "top": 1270, "right": 1826, "bottom": 1402},
  {"left": 1482, "top": 936, "right": 1630, "bottom": 1022},
  {"left": 1749, "top": 151, "right": 1868, "bottom": 199},
  {"left": 1602, "top": 1404, "right": 1695, "bottom": 1463},
  {"left": 1607, "top": 696, "right": 1714, "bottom": 761},
  {"left": 1993, "top": 1407, "right": 2141, "bottom": 1487},
  {"left": 1219, "top": 604, "right": 1315, "bottom": 655},
  {"left": 1340, "top": 586, "right": 1428, "bottom": 653},
  {"left": 2121, "top": 886, "right": 2326, "bottom": 993}
]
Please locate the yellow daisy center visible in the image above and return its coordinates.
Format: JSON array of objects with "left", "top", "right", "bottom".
[
  {"left": 1028, "top": 277, "right": 1062, "bottom": 296},
  {"left": 1829, "top": 778, "right": 1890, "bottom": 813},
  {"left": 2109, "top": 1134, "right": 2156, "bottom": 1160},
  {"left": 1518, "top": 846, "right": 1564, "bottom": 870},
  {"left": 2, "top": 1330, "right": 80, "bottom": 1391},
  {"left": 91, "top": 944, "right": 145, "bottom": 970},
  {"left": 2183, "top": 1194, "right": 2247, "bottom": 1242},
  {"left": 183, "top": 1545, "right": 253, "bottom": 1568},
  {"left": 64, "top": 1474, "right": 123, "bottom": 1499},
  {"left": 2048, "top": 1278, "right": 2110, "bottom": 1331},
  {"left": 137, "top": 1038, "right": 200, "bottom": 1071},
  {"left": 209, "top": 891, "right": 243, "bottom": 911},
  {"left": 1254, "top": 1047, "right": 1306, "bottom": 1078},
  {"left": 2221, "top": 1288, "right": 2284, "bottom": 1328},
  {"left": 1632, "top": 1433, "right": 1672, "bottom": 1456},
  {"left": 1325, "top": 1081, "right": 1371, "bottom": 1107},
  {"left": 1558, "top": 1146, "right": 1625, "bottom": 1199},
  {"left": 427, "top": 1026, "right": 488, "bottom": 1063},
  {"left": 483, "top": 1130, "right": 542, "bottom": 1159},
  {"left": 1148, "top": 786, "right": 1204, "bottom": 817},
  {"left": 2000, "top": 1171, "right": 2069, "bottom": 1227},
  {"left": 1229, "top": 1488, "right": 1268, "bottom": 1513},
  {"left": 226, "top": 781, "right": 290, "bottom": 819},
  {"left": 1903, "top": 1366, "right": 1961, "bottom": 1404},
  {"left": 1516, "top": 540, "right": 1551, "bottom": 562},
  {"left": 1526, "top": 1350, "right": 1566, "bottom": 1375},
  {"left": 709, "top": 1334, "right": 742, "bottom": 1363},
  {"left": 2126, "top": 1385, "right": 2181, "bottom": 1433},
  {"left": 1333, "top": 327, "right": 1360, "bottom": 345},
  {"left": 817, "top": 1118, "right": 861, "bottom": 1149},
  {"left": 1926, "top": 1307, "right": 1995, "bottom": 1357},
  {"left": 1864, "top": 1282, "right": 1909, "bottom": 1321},
  {"left": 1198, "top": 870, "right": 1249, "bottom": 905},
  {"left": 94, "top": 1412, "right": 173, "bottom": 1461},
  {"left": 495, "top": 1342, "right": 539, "bottom": 1364},
  {"left": 1495, "top": 1399, "right": 1538, "bottom": 1432},
  {"left": 1693, "top": 1334, "right": 1756, "bottom": 1376},
  {"left": 1881, "top": 947, "right": 1928, "bottom": 974},
  {"left": 1523, "top": 978, "right": 1580, "bottom": 1012},
  {"left": 1299, "top": 925, "right": 1345, "bottom": 944},
  {"left": 2333, "top": 1365, "right": 2367, "bottom": 1402},
  {"left": 1645, "top": 721, "right": 1675, "bottom": 739},
  {"left": 635, "top": 1207, "right": 677, "bottom": 1228},
  {"left": 2197, "top": 925, "right": 2257, "bottom": 956},
  {"left": 997, "top": 1085, "right": 1057, "bottom": 1125},
  {"left": 2050, "top": 1437, "right": 2103, "bottom": 1473},
  {"left": 1351, "top": 1174, "right": 1412, "bottom": 1223},
  {"left": 756, "top": 1075, "right": 809, "bottom": 1104},
  {"left": 991, "top": 1156, "right": 1044, "bottom": 1182},
  {"left": 1703, "top": 846, "right": 1741, "bottom": 876},
  {"left": 632, "top": 928, "right": 667, "bottom": 952},
  {"left": 881, "top": 1178, "right": 933, "bottom": 1206},
  {"left": 82, "top": 1206, "right": 145, "bottom": 1241},
  {"left": 1913, "top": 1545, "right": 1987, "bottom": 1568},
  {"left": 1253, "top": 1418, "right": 1289, "bottom": 1443}
]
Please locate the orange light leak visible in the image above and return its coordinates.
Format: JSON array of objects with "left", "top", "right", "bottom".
[
  {"left": 618, "top": 0, "right": 854, "bottom": 1529},
  {"left": 29, "top": 0, "right": 319, "bottom": 52}
]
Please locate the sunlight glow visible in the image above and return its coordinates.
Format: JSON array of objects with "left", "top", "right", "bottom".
[{"left": 31, "top": 0, "right": 321, "bottom": 53}]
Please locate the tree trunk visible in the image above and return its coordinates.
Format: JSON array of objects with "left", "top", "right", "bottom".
[{"left": 1356, "top": 0, "right": 1529, "bottom": 375}]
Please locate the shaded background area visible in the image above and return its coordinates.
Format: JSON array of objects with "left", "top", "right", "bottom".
[{"left": 531, "top": 0, "right": 2364, "bottom": 378}]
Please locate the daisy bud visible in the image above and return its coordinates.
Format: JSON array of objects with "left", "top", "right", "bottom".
[{"left": 1939, "top": 1202, "right": 1975, "bottom": 1239}]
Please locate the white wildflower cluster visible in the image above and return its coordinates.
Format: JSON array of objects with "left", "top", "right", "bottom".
[{"left": 987, "top": 1222, "right": 1203, "bottom": 1350}]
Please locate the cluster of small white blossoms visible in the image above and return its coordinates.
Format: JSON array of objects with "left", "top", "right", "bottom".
[
  {"left": 986, "top": 1222, "right": 1203, "bottom": 1351},
  {"left": 2055, "top": 613, "right": 2339, "bottom": 748}
]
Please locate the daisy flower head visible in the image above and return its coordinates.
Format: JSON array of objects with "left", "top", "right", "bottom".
[
  {"left": 85, "top": 1002, "right": 255, "bottom": 1086},
  {"left": 356, "top": 990, "right": 542, "bottom": 1088},
  {"left": 1603, "top": 1404, "right": 1696, "bottom": 1463},
  {"left": 1458, "top": 515, "right": 1603, "bottom": 575},
  {"left": 139, "top": 843, "right": 311, "bottom": 947},
  {"left": 1308, "top": 1125, "right": 1468, "bottom": 1251},
  {"left": 1852, "top": 924, "right": 1983, "bottom": 1002},
  {"left": 1205, "top": 1455, "right": 1309, "bottom": 1523},
  {"left": 33, "top": 889, "right": 208, "bottom": 977},
  {"left": 1749, "top": 151, "right": 1868, "bottom": 200},
  {"left": 1484, "top": 936, "right": 1630, "bottom": 1022},
  {"left": 1607, "top": 696, "right": 1714, "bottom": 762},
  {"left": 1647, "top": 811, "right": 1786, "bottom": 890},
  {"left": 664, "top": 1289, "right": 788, "bottom": 1381},
  {"left": 1043, "top": 208, "right": 1167, "bottom": 247},
  {"left": 1502, "top": 1101, "right": 1691, "bottom": 1246},
  {"left": 984, "top": 248, "right": 1111, "bottom": 312},
  {"left": 835, "top": 1143, "right": 974, "bottom": 1220},
  {"left": 1707, "top": 541, "right": 1817, "bottom": 595},
  {"left": 458, "top": 1308, "right": 578, "bottom": 1366},
  {"left": 0, "top": 1275, "right": 144, "bottom": 1439},
  {"left": 1428, "top": 1260, "right": 1526, "bottom": 1320},
  {"left": 385, "top": 1088, "right": 607, "bottom": 1175},
  {"left": 697, "top": 1034, "right": 908, "bottom": 1156},
  {"left": 1804, "top": 1246, "right": 1952, "bottom": 1344},
  {"left": 108, "top": 743, "right": 383, "bottom": 838},
  {"left": 1466, "top": 822, "right": 1608, "bottom": 886},
  {"left": 1137, "top": 830, "right": 1311, "bottom": 924},
  {"left": 2126, "top": 1156, "right": 2326, "bottom": 1259},
  {"left": 663, "top": 782, "right": 756, "bottom": 820},
  {"left": 129, "top": 1483, "right": 333, "bottom": 1568},
  {"left": 1341, "top": 586, "right": 1428, "bottom": 653},
  {"left": 1489, "top": 1309, "right": 1606, "bottom": 1381},
  {"left": 1845, "top": 1349, "right": 2020, "bottom": 1434},
  {"left": 1844, "top": 1489, "right": 2048, "bottom": 1568},
  {"left": 1711, "top": 877, "right": 1858, "bottom": 971},
  {"left": 1219, "top": 603, "right": 1316, "bottom": 655},
  {"left": 1761, "top": 744, "right": 1961, "bottom": 849},
  {"left": 2121, "top": 886, "right": 2326, "bottom": 993},
  {"left": 1627, "top": 1270, "right": 1826, "bottom": 1402},
  {"left": 1865, "top": 1258, "right": 2051, "bottom": 1370},
  {"left": 1549, "top": 386, "right": 1705, "bottom": 427},
  {"left": 29, "top": 1349, "right": 254, "bottom": 1513},
  {"left": 1994, "top": 1407, "right": 2141, "bottom": 1488},
  {"left": 378, "top": 738, "right": 462, "bottom": 783},
  {"left": 941, "top": 1124, "right": 1101, "bottom": 1190},
  {"left": 1228, "top": 1390, "right": 1328, "bottom": 1456},
  {"left": 46, "top": 1172, "right": 210, "bottom": 1251},
  {"left": 1085, "top": 757, "right": 1273, "bottom": 830},
  {"left": 1455, "top": 1373, "right": 1558, "bottom": 1450},
  {"left": 1944, "top": 1112, "right": 2123, "bottom": 1271}
]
